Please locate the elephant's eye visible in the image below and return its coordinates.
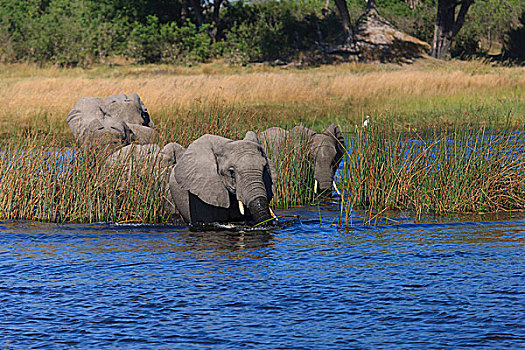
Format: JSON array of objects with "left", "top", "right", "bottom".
[{"left": 228, "top": 167, "right": 235, "bottom": 177}]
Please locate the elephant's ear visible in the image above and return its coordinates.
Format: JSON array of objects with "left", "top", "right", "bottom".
[
  {"left": 174, "top": 134, "right": 230, "bottom": 208},
  {"left": 129, "top": 92, "right": 153, "bottom": 127},
  {"left": 323, "top": 123, "right": 346, "bottom": 157},
  {"left": 127, "top": 124, "right": 155, "bottom": 144},
  {"left": 243, "top": 130, "right": 260, "bottom": 143},
  {"left": 267, "top": 158, "right": 277, "bottom": 196},
  {"left": 161, "top": 142, "right": 186, "bottom": 166}
]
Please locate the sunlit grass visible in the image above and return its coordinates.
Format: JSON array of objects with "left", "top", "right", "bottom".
[
  {"left": 337, "top": 124, "right": 525, "bottom": 226},
  {"left": 260, "top": 135, "right": 316, "bottom": 209},
  {"left": 0, "top": 59, "right": 523, "bottom": 224},
  {"left": 0, "top": 136, "right": 171, "bottom": 223},
  {"left": 0, "top": 59, "right": 523, "bottom": 140}
]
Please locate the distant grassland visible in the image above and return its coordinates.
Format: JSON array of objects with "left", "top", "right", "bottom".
[{"left": 0, "top": 59, "right": 523, "bottom": 143}]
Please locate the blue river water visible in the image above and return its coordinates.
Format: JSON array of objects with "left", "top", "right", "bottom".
[{"left": 1, "top": 204, "right": 524, "bottom": 349}]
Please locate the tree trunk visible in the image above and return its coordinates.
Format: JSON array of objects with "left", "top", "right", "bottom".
[
  {"left": 430, "top": 0, "right": 474, "bottom": 59},
  {"left": 210, "top": 0, "right": 223, "bottom": 43},
  {"left": 190, "top": 0, "right": 203, "bottom": 26},
  {"left": 181, "top": 0, "right": 189, "bottom": 22},
  {"left": 333, "top": 0, "right": 354, "bottom": 44}
]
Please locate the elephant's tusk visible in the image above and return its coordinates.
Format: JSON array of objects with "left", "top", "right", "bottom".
[
  {"left": 238, "top": 201, "right": 245, "bottom": 216},
  {"left": 269, "top": 207, "right": 278, "bottom": 221},
  {"left": 333, "top": 181, "right": 341, "bottom": 196},
  {"left": 314, "top": 180, "right": 318, "bottom": 194}
]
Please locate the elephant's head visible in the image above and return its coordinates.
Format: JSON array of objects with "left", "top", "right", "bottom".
[
  {"left": 105, "top": 93, "right": 153, "bottom": 127},
  {"left": 292, "top": 124, "right": 345, "bottom": 195},
  {"left": 160, "top": 142, "right": 186, "bottom": 168},
  {"left": 173, "top": 131, "right": 275, "bottom": 225},
  {"left": 82, "top": 115, "right": 135, "bottom": 151}
]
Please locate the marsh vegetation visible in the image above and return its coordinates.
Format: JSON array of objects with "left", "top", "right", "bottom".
[
  {"left": 0, "top": 60, "right": 523, "bottom": 224},
  {"left": 338, "top": 125, "right": 524, "bottom": 225}
]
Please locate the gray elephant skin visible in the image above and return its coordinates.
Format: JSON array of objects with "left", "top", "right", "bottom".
[
  {"left": 104, "top": 142, "right": 186, "bottom": 183},
  {"left": 169, "top": 132, "right": 276, "bottom": 225},
  {"left": 104, "top": 142, "right": 186, "bottom": 214},
  {"left": 66, "top": 93, "right": 154, "bottom": 150},
  {"left": 259, "top": 123, "right": 345, "bottom": 195}
]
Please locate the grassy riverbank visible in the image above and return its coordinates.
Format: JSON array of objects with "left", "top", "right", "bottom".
[
  {"left": 0, "top": 59, "right": 523, "bottom": 224},
  {"left": 0, "top": 125, "right": 521, "bottom": 225},
  {"left": 1, "top": 59, "right": 524, "bottom": 142},
  {"left": 337, "top": 125, "right": 525, "bottom": 226}
]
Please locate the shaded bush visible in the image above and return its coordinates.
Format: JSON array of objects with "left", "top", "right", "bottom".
[
  {"left": 0, "top": 0, "right": 524, "bottom": 65},
  {"left": 128, "top": 16, "right": 216, "bottom": 64},
  {"left": 0, "top": 0, "right": 130, "bottom": 65},
  {"left": 504, "top": 12, "right": 525, "bottom": 63}
]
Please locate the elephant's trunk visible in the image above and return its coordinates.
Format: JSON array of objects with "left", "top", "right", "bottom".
[
  {"left": 316, "top": 179, "right": 333, "bottom": 195},
  {"left": 248, "top": 196, "right": 273, "bottom": 225},
  {"left": 314, "top": 160, "right": 336, "bottom": 196},
  {"left": 237, "top": 169, "right": 273, "bottom": 224}
]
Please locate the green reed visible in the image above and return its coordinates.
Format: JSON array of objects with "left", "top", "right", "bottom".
[
  {"left": 338, "top": 124, "right": 525, "bottom": 226},
  {"left": 262, "top": 135, "right": 316, "bottom": 209},
  {"left": 0, "top": 136, "right": 172, "bottom": 223}
]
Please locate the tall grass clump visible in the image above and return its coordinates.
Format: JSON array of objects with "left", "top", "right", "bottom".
[
  {"left": 0, "top": 123, "right": 317, "bottom": 223},
  {"left": 339, "top": 124, "right": 525, "bottom": 225},
  {"left": 156, "top": 99, "right": 255, "bottom": 146},
  {"left": 0, "top": 135, "right": 172, "bottom": 223},
  {"left": 261, "top": 135, "right": 316, "bottom": 209}
]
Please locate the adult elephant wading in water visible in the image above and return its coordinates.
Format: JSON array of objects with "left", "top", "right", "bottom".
[
  {"left": 259, "top": 123, "right": 345, "bottom": 196},
  {"left": 169, "top": 132, "right": 276, "bottom": 226}
]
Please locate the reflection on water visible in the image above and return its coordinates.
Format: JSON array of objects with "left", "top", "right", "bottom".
[{"left": 1, "top": 209, "right": 524, "bottom": 349}]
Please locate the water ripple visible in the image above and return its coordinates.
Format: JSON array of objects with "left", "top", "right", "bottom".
[{"left": 0, "top": 213, "right": 524, "bottom": 349}]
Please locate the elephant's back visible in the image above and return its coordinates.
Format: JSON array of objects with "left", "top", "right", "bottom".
[
  {"left": 259, "top": 127, "right": 287, "bottom": 153},
  {"left": 66, "top": 97, "right": 106, "bottom": 121},
  {"left": 66, "top": 97, "right": 107, "bottom": 136}
]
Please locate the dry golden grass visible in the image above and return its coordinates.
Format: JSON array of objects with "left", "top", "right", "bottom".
[{"left": 0, "top": 59, "right": 523, "bottom": 140}]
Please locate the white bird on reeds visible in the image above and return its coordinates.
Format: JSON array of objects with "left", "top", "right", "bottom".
[{"left": 362, "top": 115, "right": 370, "bottom": 128}]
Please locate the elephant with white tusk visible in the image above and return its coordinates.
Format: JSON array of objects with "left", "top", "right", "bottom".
[
  {"left": 169, "top": 131, "right": 276, "bottom": 226},
  {"left": 259, "top": 123, "right": 345, "bottom": 196}
]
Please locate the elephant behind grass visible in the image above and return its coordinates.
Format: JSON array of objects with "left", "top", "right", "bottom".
[
  {"left": 259, "top": 123, "right": 345, "bottom": 196},
  {"left": 103, "top": 142, "right": 186, "bottom": 217},
  {"left": 66, "top": 93, "right": 155, "bottom": 152}
]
